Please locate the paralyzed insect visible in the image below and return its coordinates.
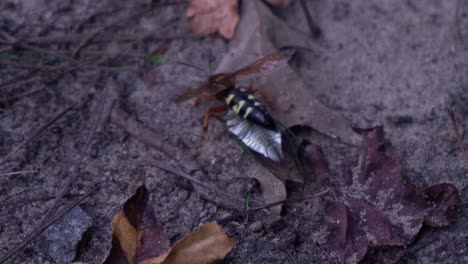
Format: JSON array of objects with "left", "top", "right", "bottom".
[{"left": 175, "top": 49, "right": 299, "bottom": 166}]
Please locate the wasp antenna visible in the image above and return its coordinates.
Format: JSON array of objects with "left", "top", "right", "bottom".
[{"left": 175, "top": 61, "right": 209, "bottom": 77}]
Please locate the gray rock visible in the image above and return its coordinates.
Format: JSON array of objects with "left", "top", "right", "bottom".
[
  {"left": 248, "top": 221, "right": 263, "bottom": 232},
  {"left": 40, "top": 206, "right": 93, "bottom": 264}
]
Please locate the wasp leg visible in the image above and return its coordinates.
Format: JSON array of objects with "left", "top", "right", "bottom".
[
  {"left": 189, "top": 105, "right": 228, "bottom": 148},
  {"left": 202, "top": 105, "right": 228, "bottom": 135}
]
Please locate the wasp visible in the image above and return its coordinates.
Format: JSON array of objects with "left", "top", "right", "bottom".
[{"left": 175, "top": 49, "right": 297, "bottom": 164}]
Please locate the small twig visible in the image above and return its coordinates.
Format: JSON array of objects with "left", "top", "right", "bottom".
[
  {"left": 39, "top": 80, "right": 110, "bottom": 225},
  {"left": 0, "top": 86, "right": 49, "bottom": 103},
  {"left": 0, "top": 101, "right": 82, "bottom": 166},
  {"left": 0, "top": 170, "right": 37, "bottom": 177},
  {"left": 0, "top": 60, "right": 137, "bottom": 72},
  {"left": 144, "top": 159, "right": 251, "bottom": 208},
  {"left": 0, "top": 29, "right": 73, "bottom": 61},
  {"left": 455, "top": 0, "right": 466, "bottom": 48},
  {"left": 299, "top": 0, "right": 322, "bottom": 38},
  {"left": 0, "top": 192, "right": 83, "bottom": 207},
  {"left": 111, "top": 107, "right": 179, "bottom": 160},
  {"left": 0, "top": 56, "right": 101, "bottom": 90},
  {"left": 0, "top": 186, "right": 98, "bottom": 263},
  {"left": 448, "top": 109, "right": 468, "bottom": 163},
  {"left": 217, "top": 189, "right": 329, "bottom": 223},
  {"left": 26, "top": 33, "right": 198, "bottom": 45},
  {"left": 72, "top": 7, "right": 155, "bottom": 58}
]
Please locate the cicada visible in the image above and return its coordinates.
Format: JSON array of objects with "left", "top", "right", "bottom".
[{"left": 176, "top": 49, "right": 300, "bottom": 169}]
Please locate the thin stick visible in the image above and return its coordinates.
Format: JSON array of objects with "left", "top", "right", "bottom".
[
  {"left": 26, "top": 33, "right": 198, "bottom": 45},
  {"left": 0, "top": 86, "right": 47, "bottom": 103},
  {"left": 0, "top": 186, "right": 98, "bottom": 263},
  {"left": 0, "top": 170, "right": 37, "bottom": 177},
  {"left": 111, "top": 107, "right": 179, "bottom": 160},
  {"left": 0, "top": 56, "right": 101, "bottom": 90},
  {"left": 448, "top": 109, "right": 468, "bottom": 163},
  {"left": 217, "top": 189, "right": 329, "bottom": 223},
  {"left": 144, "top": 159, "right": 249, "bottom": 206},
  {"left": 0, "top": 192, "right": 83, "bottom": 207},
  {"left": 0, "top": 60, "right": 137, "bottom": 72},
  {"left": 0, "top": 101, "right": 81, "bottom": 166},
  {"left": 40, "top": 81, "right": 110, "bottom": 224},
  {"left": 299, "top": 0, "right": 322, "bottom": 38},
  {"left": 176, "top": 61, "right": 209, "bottom": 77},
  {"left": 72, "top": 7, "right": 155, "bottom": 58}
]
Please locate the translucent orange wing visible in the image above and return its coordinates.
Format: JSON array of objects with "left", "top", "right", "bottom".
[
  {"left": 230, "top": 49, "right": 295, "bottom": 78},
  {"left": 174, "top": 49, "right": 294, "bottom": 102},
  {"left": 174, "top": 83, "right": 211, "bottom": 102},
  {"left": 174, "top": 74, "right": 232, "bottom": 102}
]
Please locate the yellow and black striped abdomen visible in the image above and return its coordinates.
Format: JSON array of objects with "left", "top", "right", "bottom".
[{"left": 223, "top": 89, "right": 276, "bottom": 130}]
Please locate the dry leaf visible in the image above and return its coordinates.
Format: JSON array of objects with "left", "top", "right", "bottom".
[
  {"left": 149, "top": 222, "right": 236, "bottom": 264},
  {"left": 104, "top": 185, "right": 170, "bottom": 264},
  {"left": 104, "top": 185, "right": 236, "bottom": 264},
  {"left": 215, "top": 0, "right": 362, "bottom": 146},
  {"left": 303, "top": 127, "right": 461, "bottom": 263},
  {"left": 186, "top": 0, "right": 239, "bottom": 39}
]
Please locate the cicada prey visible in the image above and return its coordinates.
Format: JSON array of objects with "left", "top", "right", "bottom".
[{"left": 176, "top": 49, "right": 300, "bottom": 167}]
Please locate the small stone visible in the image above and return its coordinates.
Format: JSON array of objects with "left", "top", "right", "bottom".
[
  {"left": 261, "top": 215, "right": 285, "bottom": 231},
  {"left": 386, "top": 115, "right": 413, "bottom": 125},
  {"left": 248, "top": 221, "right": 263, "bottom": 232},
  {"left": 40, "top": 206, "right": 93, "bottom": 264},
  {"left": 177, "top": 190, "right": 189, "bottom": 201}
]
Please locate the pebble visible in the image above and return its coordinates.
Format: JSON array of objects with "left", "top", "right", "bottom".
[
  {"left": 249, "top": 221, "right": 263, "bottom": 232},
  {"left": 40, "top": 206, "right": 93, "bottom": 264}
]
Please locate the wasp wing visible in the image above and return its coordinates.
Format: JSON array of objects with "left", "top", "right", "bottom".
[
  {"left": 230, "top": 49, "right": 295, "bottom": 80},
  {"left": 174, "top": 83, "right": 212, "bottom": 102}
]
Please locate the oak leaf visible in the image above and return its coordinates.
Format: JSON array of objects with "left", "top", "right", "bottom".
[{"left": 186, "top": 0, "right": 239, "bottom": 39}]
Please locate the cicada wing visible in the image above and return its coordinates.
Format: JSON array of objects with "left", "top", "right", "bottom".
[
  {"left": 226, "top": 110, "right": 283, "bottom": 161},
  {"left": 225, "top": 110, "right": 303, "bottom": 183}
]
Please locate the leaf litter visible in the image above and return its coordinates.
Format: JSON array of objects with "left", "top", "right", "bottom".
[
  {"left": 139, "top": 1, "right": 463, "bottom": 263},
  {"left": 104, "top": 185, "right": 236, "bottom": 264},
  {"left": 185, "top": 0, "right": 296, "bottom": 39},
  {"left": 180, "top": 0, "right": 362, "bottom": 214},
  {"left": 302, "top": 127, "right": 461, "bottom": 263},
  {"left": 186, "top": 0, "right": 240, "bottom": 39}
]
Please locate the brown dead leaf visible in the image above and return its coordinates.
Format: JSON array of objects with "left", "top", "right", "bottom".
[
  {"left": 303, "top": 127, "right": 461, "bottom": 263},
  {"left": 186, "top": 0, "right": 239, "bottom": 39},
  {"left": 148, "top": 222, "right": 236, "bottom": 264},
  {"left": 104, "top": 185, "right": 236, "bottom": 264},
  {"left": 104, "top": 185, "right": 170, "bottom": 264},
  {"left": 215, "top": 0, "right": 362, "bottom": 146}
]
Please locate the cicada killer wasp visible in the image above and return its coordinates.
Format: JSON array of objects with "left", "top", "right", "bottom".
[{"left": 175, "top": 49, "right": 300, "bottom": 170}]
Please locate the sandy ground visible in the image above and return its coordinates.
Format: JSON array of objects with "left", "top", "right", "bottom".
[{"left": 0, "top": 0, "right": 467, "bottom": 263}]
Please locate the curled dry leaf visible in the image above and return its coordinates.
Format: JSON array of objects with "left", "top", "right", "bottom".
[
  {"left": 186, "top": 0, "right": 239, "bottom": 39},
  {"left": 104, "top": 185, "right": 170, "bottom": 264},
  {"left": 150, "top": 222, "right": 237, "bottom": 264},
  {"left": 304, "top": 127, "right": 461, "bottom": 263},
  {"left": 104, "top": 185, "right": 236, "bottom": 264}
]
